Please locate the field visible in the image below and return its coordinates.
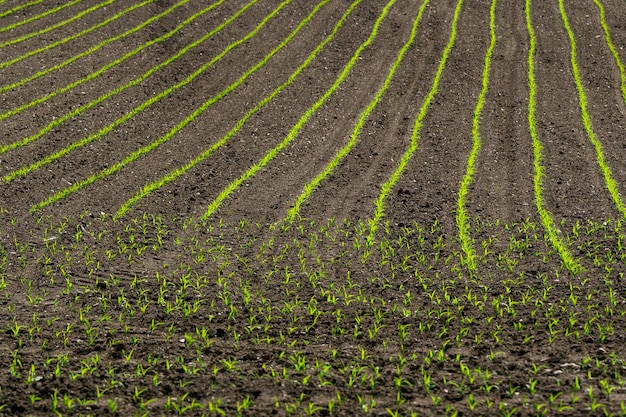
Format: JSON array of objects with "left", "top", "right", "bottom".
[{"left": 1, "top": 0, "right": 626, "bottom": 415}]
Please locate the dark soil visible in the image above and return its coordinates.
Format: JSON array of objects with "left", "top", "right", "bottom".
[{"left": 2, "top": 0, "right": 626, "bottom": 415}]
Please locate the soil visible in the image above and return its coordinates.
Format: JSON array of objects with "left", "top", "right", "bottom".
[{"left": 1, "top": 0, "right": 626, "bottom": 415}]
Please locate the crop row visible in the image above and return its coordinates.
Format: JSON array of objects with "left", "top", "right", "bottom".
[
  {"left": 1, "top": 0, "right": 625, "bottom": 261},
  {"left": 0, "top": 0, "right": 188, "bottom": 95},
  {"left": 0, "top": 0, "right": 83, "bottom": 37}
]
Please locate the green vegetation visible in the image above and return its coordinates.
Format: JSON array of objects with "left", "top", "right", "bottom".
[
  {"left": 0, "top": 0, "right": 43, "bottom": 19},
  {"left": 2, "top": 0, "right": 257, "bottom": 170},
  {"left": 2, "top": 0, "right": 626, "bottom": 414},
  {"left": 366, "top": 0, "right": 463, "bottom": 249},
  {"left": 201, "top": 0, "right": 399, "bottom": 221},
  {"left": 526, "top": 0, "right": 582, "bottom": 274},
  {"left": 116, "top": 0, "right": 363, "bottom": 219},
  {"left": 592, "top": 0, "right": 626, "bottom": 106},
  {"left": 559, "top": 0, "right": 626, "bottom": 219},
  {"left": 0, "top": 0, "right": 155, "bottom": 71},
  {"left": 1, "top": 212, "right": 625, "bottom": 415},
  {"left": 0, "top": 0, "right": 221, "bottom": 117},
  {"left": 0, "top": 0, "right": 85, "bottom": 38},
  {"left": 30, "top": 0, "right": 313, "bottom": 213},
  {"left": 284, "top": 0, "right": 431, "bottom": 224},
  {"left": 456, "top": 0, "right": 497, "bottom": 271}
]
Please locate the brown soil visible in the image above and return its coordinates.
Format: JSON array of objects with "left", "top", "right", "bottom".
[{"left": 1, "top": 0, "right": 626, "bottom": 415}]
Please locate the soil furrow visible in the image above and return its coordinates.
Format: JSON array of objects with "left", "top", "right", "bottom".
[
  {"left": 385, "top": 0, "right": 489, "bottom": 240},
  {"left": 13, "top": 0, "right": 338, "bottom": 218},
  {"left": 110, "top": 0, "right": 395, "bottom": 222},
  {"left": 0, "top": 0, "right": 264, "bottom": 160},
  {"left": 468, "top": 0, "right": 534, "bottom": 224},
  {"left": 566, "top": 0, "right": 626, "bottom": 216},
  {"left": 0, "top": 0, "right": 284, "bottom": 216},
  {"left": 3, "top": 0, "right": 626, "bottom": 415},
  {"left": 214, "top": 0, "right": 427, "bottom": 225},
  {"left": 0, "top": 0, "right": 169, "bottom": 87},
  {"left": 532, "top": 0, "right": 617, "bottom": 223},
  {"left": 0, "top": 0, "right": 229, "bottom": 136},
  {"left": 0, "top": 0, "right": 89, "bottom": 41},
  {"left": 288, "top": 0, "right": 456, "bottom": 225}
]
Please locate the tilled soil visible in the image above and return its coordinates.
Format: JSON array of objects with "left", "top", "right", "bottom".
[{"left": 2, "top": 0, "right": 626, "bottom": 415}]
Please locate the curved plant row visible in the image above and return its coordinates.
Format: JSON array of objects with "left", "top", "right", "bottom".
[
  {"left": 30, "top": 0, "right": 326, "bottom": 213},
  {"left": 365, "top": 0, "right": 463, "bottom": 249},
  {"left": 1, "top": 0, "right": 263, "bottom": 164},
  {"left": 525, "top": 0, "right": 581, "bottom": 274},
  {"left": 0, "top": 0, "right": 86, "bottom": 40},
  {"left": 455, "top": 0, "right": 497, "bottom": 272},
  {"left": 116, "top": 0, "right": 364, "bottom": 219},
  {"left": 0, "top": 0, "right": 44, "bottom": 19},
  {"left": 0, "top": 0, "right": 157, "bottom": 72},
  {"left": 30, "top": 0, "right": 398, "bottom": 216},
  {"left": 283, "top": 0, "right": 431, "bottom": 225},
  {"left": 0, "top": 0, "right": 224, "bottom": 123},
  {"left": 1, "top": 0, "right": 624, "bottom": 271},
  {"left": 590, "top": 0, "right": 626, "bottom": 107},
  {"left": 558, "top": 0, "right": 626, "bottom": 220},
  {"left": 200, "top": 0, "right": 399, "bottom": 222},
  {"left": 3, "top": 1, "right": 626, "bottom": 414}
]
